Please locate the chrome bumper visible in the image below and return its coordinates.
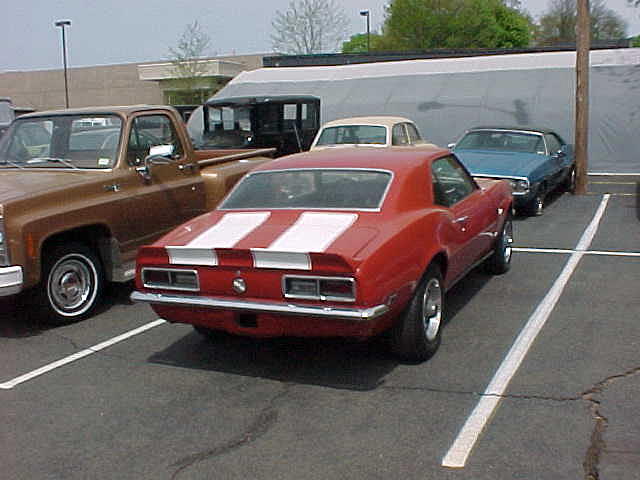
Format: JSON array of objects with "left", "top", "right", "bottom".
[
  {"left": 130, "top": 291, "right": 390, "bottom": 322},
  {"left": 0, "top": 266, "right": 23, "bottom": 296}
]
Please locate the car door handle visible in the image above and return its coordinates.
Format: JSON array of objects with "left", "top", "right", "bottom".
[
  {"left": 178, "top": 163, "right": 197, "bottom": 173},
  {"left": 453, "top": 215, "right": 469, "bottom": 232}
]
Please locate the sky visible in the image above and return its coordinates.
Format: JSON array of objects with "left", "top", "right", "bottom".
[{"left": 2, "top": 0, "right": 639, "bottom": 72}]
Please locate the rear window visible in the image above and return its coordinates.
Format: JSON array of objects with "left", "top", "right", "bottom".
[
  {"left": 221, "top": 169, "right": 392, "bottom": 210},
  {"left": 315, "top": 125, "right": 387, "bottom": 146}
]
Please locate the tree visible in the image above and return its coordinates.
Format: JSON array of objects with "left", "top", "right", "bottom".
[
  {"left": 536, "top": 0, "right": 627, "bottom": 46},
  {"left": 271, "top": 0, "right": 350, "bottom": 54},
  {"left": 166, "top": 20, "right": 217, "bottom": 104},
  {"left": 378, "top": 0, "right": 531, "bottom": 51},
  {"left": 341, "top": 33, "right": 384, "bottom": 53}
]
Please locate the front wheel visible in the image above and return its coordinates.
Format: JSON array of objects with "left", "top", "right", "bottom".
[
  {"left": 526, "top": 186, "right": 545, "bottom": 216},
  {"left": 390, "top": 264, "right": 444, "bottom": 362},
  {"left": 37, "top": 243, "right": 104, "bottom": 325}
]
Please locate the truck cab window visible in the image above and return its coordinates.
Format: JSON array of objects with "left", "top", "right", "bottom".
[{"left": 127, "top": 114, "right": 182, "bottom": 166}]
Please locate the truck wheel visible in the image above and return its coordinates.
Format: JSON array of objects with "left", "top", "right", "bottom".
[
  {"left": 39, "top": 243, "right": 104, "bottom": 325},
  {"left": 390, "top": 264, "right": 443, "bottom": 362},
  {"left": 485, "top": 214, "right": 513, "bottom": 275}
]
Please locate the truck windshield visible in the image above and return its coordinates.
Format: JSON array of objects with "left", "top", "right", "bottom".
[{"left": 0, "top": 114, "right": 123, "bottom": 169}]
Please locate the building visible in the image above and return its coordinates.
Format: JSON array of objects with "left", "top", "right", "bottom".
[{"left": 0, "top": 53, "right": 266, "bottom": 112}]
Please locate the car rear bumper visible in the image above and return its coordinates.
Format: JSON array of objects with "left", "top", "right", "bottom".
[
  {"left": 0, "top": 266, "right": 23, "bottom": 296},
  {"left": 130, "top": 291, "right": 389, "bottom": 322}
]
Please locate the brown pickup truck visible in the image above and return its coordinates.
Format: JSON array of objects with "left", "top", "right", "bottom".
[{"left": 0, "top": 105, "right": 273, "bottom": 324}]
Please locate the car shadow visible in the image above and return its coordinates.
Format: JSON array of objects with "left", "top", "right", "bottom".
[
  {"left": 0, "top": 281, "right": 136, "bottom": 338},
  {"left": 147, "top": 267, "right": 494, "bottom": 391},
  {"left": 148, "top": 331, "right": 398, "bottom": 392}
]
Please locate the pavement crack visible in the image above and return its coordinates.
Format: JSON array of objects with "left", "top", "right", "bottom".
[
  {"left": 169, "top": 384, "right": 290, "bottom": 480},
  {"left": 580, "top": 366, "right": 640, "bottom": 480}
]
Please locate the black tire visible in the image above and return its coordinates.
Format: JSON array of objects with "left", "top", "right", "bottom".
[
  {"left": 390, "top": 264, "right": 444, "bottom": 362},
  {"left": 37, "top": 243, "right": 104, "bottom": 325},
  {"left": 485, "top": 214, "right": 513, "bottom": 275},
  {"left": 193, "top": 325, "right": 222, "bottom": 341},
  {"left": 563, "top": 166, "right": 576, "bottom": 194},
  {"left": 526, "top": 185, "right": 545, "bottom": 216}
]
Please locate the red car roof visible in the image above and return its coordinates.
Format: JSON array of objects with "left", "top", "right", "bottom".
[{"left": 253, "top": 146, "right": 449, "bottom": 173}]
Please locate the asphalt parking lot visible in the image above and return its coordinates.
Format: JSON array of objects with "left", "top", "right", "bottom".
[{"left": 1, "top": 177, "right": 638, "bottom": 480}]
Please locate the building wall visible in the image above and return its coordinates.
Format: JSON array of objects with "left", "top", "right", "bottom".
[{"left": 0, "top": 54, "right": 265, "bottom": 111}]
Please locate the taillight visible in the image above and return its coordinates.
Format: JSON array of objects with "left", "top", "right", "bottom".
[
  {"left": 142, "top": 268, "right": 199, "bottom": 292},
  {"left": 283, "top": 275, "right": 355, "bottom": 302}
]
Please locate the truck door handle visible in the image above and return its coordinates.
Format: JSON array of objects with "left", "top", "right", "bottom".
[
  {"left": 178, "top": 163, "right": 197, "bottom": 173},
  {"left": 104, "top": 183, "right": 120, "bottom": 192}
]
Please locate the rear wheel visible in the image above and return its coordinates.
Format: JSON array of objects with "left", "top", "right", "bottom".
[
  {"left": 563, "top": 166, "right": 576, "bottom": 193},
  {"left": 38, "top": 243, "right": 104, "bottom": 325},
  {"left": 390, "top": 264, "right": 443, "bottom": 362},
  {"left": 485, "top": 214, "right": 513, "bottom": 275}
]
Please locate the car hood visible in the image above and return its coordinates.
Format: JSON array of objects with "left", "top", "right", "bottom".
[
  {"left": 155, "top": 209, "right": 380, "bottom": 267},
  {"left": 454, "top": 149, "right": 547, "bottom": 178},
  {"left": 0, "top": 169, "right": 106, "bottom": 204}
]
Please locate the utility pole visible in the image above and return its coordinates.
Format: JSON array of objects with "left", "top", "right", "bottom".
[{"left": 574, "top": 0, "right": 590, "bottom": 194}]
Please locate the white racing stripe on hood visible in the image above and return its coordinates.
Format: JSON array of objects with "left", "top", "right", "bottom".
[
  {"left": 267, "top": 212, "right": 359, "bottom": 253},
  {"left": 166, "top": 212, "right": 270, "bottom": 266}
]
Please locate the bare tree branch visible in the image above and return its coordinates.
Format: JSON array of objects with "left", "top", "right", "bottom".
[{"left": 271, "top": 0, "right": 349, "bottom": 54}]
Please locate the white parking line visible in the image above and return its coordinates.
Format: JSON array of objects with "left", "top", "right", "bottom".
[
  {"left": 0, "top": 319, "right": 166, "bottom": 390},
  {"left": 442, "top": 194, "right": 611, "bottom": 469},
  {"left": 514, "top": 247, "right": 640, "bottom": 257}
]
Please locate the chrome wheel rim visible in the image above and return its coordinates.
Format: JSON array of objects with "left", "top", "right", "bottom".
[
  {"left": 503, "top": 219, "right": 514, "bottom": 263},
  {"left": 421, "top": 278, "right": 443, "bottom": 341},
  {"left": 47, "top": 254, "right": 97, "bottom": 316},
  {"left": 534, "top": 194, "right": 544, "bottom": 215}
]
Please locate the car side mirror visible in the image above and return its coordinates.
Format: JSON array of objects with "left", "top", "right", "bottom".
[
  {"left": 136, "top": 144, "right": 176, "bottom": 183},
  {"left": 145, "top": 144, "right": 175, "bottom": 165},
  {"left": 447, "top": 143, "right": 456, "bottom": 149}
]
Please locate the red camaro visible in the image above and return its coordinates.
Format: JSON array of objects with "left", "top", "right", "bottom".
[{"left": 131, "top": 147, "right": 513, "bottom": 361}]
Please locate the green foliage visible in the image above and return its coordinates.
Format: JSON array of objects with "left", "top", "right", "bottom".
[
  {"left": 341, "top": 33, "right": 384, "bottom": 53},
  {"left": 379, "top": 0, "right": 531, "bottom": 50},
  {"left": 632, "top": 36, "right": 640, "bottom": 47}
]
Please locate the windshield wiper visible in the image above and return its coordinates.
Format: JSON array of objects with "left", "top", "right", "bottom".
[{"left": 26, "top": 157, "right": 78, "bottom": 169}]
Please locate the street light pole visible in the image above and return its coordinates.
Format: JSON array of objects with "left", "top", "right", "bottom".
[
  {"left": 54, "top": 19, "right": 71, "bottom": 109},
  {"left": 360, "top": 10, "right": 370, "bottom": 53}
]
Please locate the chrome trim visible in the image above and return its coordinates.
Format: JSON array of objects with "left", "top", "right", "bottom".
[
  {"left": 130, "top": 291, "right": 388, "bottom": 321},
  {"left": 0, "top": 266, "right": 23, "bottom": 296},
  {"left": 282, "top": 275, "right": 356, "bottom": 302},
  {"left": 473, "top": 175, "right": 530, "bottom": 195},
  {"left": 142, "top": 267, "right": 200, "bottom": 292}
]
